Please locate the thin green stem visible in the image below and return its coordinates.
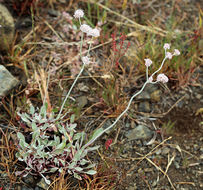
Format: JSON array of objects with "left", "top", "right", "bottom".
[
  {"left": 57, "top": 31, "right": 85, "bottom": 119},
  {"left": 146, "top": 66, "right": 148, "bottom": 80}
]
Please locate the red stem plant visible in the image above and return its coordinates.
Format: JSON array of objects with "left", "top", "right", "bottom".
[{"left": 111, "top": 30, "right": 131, "bottom": 68}]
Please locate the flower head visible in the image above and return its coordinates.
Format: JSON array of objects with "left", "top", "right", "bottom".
[
  {"left": 166, "top": 52, "right": 173, "bottom": 59},
  {"left": 174, "top": 49, "right": 180, "bottom": 56},
  {"left": 82, "top": 56, "right": 90, "bottom": 65},
  {"left": 157, "top": 73, "right": 169, "bottom": 83},
  {"left": 73, "top": 9, "right": 84, "bottom": 18},
  {"left": 144, "top": 58, "right": 152, "bottom": 67},
  {"left": 164, "top": 43, "right": 170, "bottom": 50},
  {"left": 80, "top": 24, "right": 92, "bottom": 34},
  {"left": 88, "top": 28, "right": 100, "bottom": 37}
]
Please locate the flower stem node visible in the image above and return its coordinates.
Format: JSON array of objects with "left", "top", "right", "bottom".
[
  {"left": 166, "top": 52, "right": 173, "bottom": 59},
  {"left": 82, "top": 56, "right": 90, "bottom": 65},
  {"left": 148, "top": 76, "right": 153, "bottom": 83}
]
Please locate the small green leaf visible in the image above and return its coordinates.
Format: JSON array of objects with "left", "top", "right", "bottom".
[
  {"left": 84, "top": 163, "right": 96, "bottom": 169},
  {"left": 55, "top": 137, "right": 66, "bottom": 150},
  {"left": 21, "top": 114, "right": 30, "bottom": 123},
  {"left": 53, "top": 149, "right": 64, "bottom": 154},
  {"left": 86, "top": 145, "right": 100, "bottom": 152},
  {"left": 80, "top": 159, "right": 89, "bottom": 165},
  {"left": 31, "top": 122, "right": 38, "bottom": 131},
  {"left": 70, "top": 114, "right": 75, "bottom": 123},
  {"left": 17, "top": 132, "right": 25, "bottom": 142},
  {"left": 89, "top": 128, "right": 104, "bottom": 143},
  {"left": 30, "top": 105, "right": 35, "bottom": 115},
  {"left": 40, "top": 105, "right": 47, "bottom": 116},
  {"left": 50, "top": 167, "right": 58, "bottom": 173},
  {"left": 73, "top": 133, "right": 82, "bottom": 141},
  {"left": 68, "top": 162, "right": 76, "bottom": 169},
  {"left": 19, "top": 139, "right": 29, "bottom": 149},
  {"left": 74, "top": 172, "right": 82, "bottom": 180},
  {"left": 75, "top": 167, "right": 83, "bottom": 172},
  {"left": 85, "top": 170, "right": 97, "bottom": 175}
]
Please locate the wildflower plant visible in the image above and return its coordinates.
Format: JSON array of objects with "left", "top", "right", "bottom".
[
  {"left": 15, "top": 8, "right": 180, "bottom": 185},
  {"left": 16, "top": 9, "right": 100, "bottom": 184}
]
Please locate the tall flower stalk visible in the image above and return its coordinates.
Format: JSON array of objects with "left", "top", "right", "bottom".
[
  {"left": 57, "top": 10, "right": 100, "bottom": 119},
  {"left": 84, "top": 44, "right": 180, "bottom": 148}
]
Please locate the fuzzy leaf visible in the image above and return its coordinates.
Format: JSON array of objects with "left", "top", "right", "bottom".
[
  {"left": 69, "top": 123, "right": 77, "bottom": 131},
  {"left": 80, "top": 159, "right": 89, "bottom": 165},
  {"left": 86, "top": 145, "right": 100, "bottom": 152},
  {"left": 47, "top": 140, "right": 57, "bottom": 147},
  {"left": 55, "top": 137, "right": 66, "bottom": 150},
  {"left": 17, "top": 132, "right": 25, "bottom": 142},
  {"left": 68, "top": 162, "right": 76, "bottom": 169},
  {"left": 31, "top": 122, "right": 38, "bottom": 131},
  {"left": 53, "top": 149, "right": 64, "bottom": 154},
  {"left": 50, "top": 167, "right": 58, "bottom": 173},
  {"left": 75, "top": 167, "right": 83, "bottom": 172},
  {"left": 89, "top": 128, "right": 104, "bottom": 145},
  {"left": 30, "top": 105, "right": 35, "bottom": 115},
  {"left": 19, "top": 140, "right": 29, "bottom": 149},
  {"left": 85, "top": 170, "right": 97, "bottom": 175},
  {"left": 21, "top": 114, "right": 30, "bottom": 123},
  {"left": 70, "top": 114, "right": 75, "bottom": 123},
  {"left": 73, "top": 132, "right": 82, "bottom": 141},
  {"left": 84, "top": 163, "right": 96, "bottom": 169},
  {"left": 32, "top": 130, "right": 40, "bottom": 140},
  {"left": 73, "top": 149, "right": 83, "bottom": 162},
  {"left": 74, "top": 172, "right": 82, "bottom": 180}
]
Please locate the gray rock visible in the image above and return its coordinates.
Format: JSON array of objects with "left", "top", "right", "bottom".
[
  {"left": 48, "top": 9, "right": 60, "bottom": 17},
  {"left": 138, "top": 101, "right": 151, "bottom": 112},
  {"left": 21, "top": 186, "right": 34, "bottom": 190},
  {"left": 136, "top": 91, "right": 150, "bottom": 100},
  {"left": 102, "top": 120, "right": 113, "bottom": 134},
  {"left": 150, "top": 90, "right": 161, "bottom": 102},
  {"left": 0, "top": 65, "right": 19, "bottom": 96},
  {"left": 125, "top": 125, "right": 153, "bottom": 141},
  {"left": 22, "top": 174, "right": 35, "bottom": 186},
  {"left": 34, "top": 187, "right": 42, "bottom": 190},
  {"left": 162, "top": 147, "right": 170, "bottom": 155},
  {"left": 36, "top": 178, "right": 49, "bottom": 190},
  {"left": 195, "top": 93, "right": 202, "bottom": 99},
  {"left": 76, "top": 96, "right": 88, "bottom": 108},
  {"left": 155, "top": 149, "right": 162, "bottom": 155},
  {"left": 174, "top": 161, "right": 180, "bottom": 169},
  {"left": 145, "top": 83, "right": 158, "bottom": 93}
]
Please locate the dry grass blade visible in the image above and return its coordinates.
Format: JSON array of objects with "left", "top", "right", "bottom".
[
  {"left": 89, "top": 0, "right": 169, "bottom": 36},
  {"left": 0, "top": 128, "right": 18, "bottom": 187},
  {"left": 144, "top": 155, "right": 176, "bottom": 190},
  {"left": 164, "top": 151, "right": 176, "bottom": 177}
]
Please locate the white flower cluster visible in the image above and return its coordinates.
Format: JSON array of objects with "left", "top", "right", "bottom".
[
  {"left": 144, "top": 43, "right": 180, "bottom": 84},
  {"left": 80, "top": 24, "right": 100, "bottom": 37},
  {"left": 157, "top": 73, "right": 168, "bottom": 83},
  {"left": 163, "top": 43, "right": 180, "bottom": 59},
  {"left": 74, "top": 9, "right": 100, "bottom": 37},
  {"left": 144, "top": 58, "right": 152, "bottom": 67},
  {"left": 73, "top": 9, "right": 84, "bottom": 18}
]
